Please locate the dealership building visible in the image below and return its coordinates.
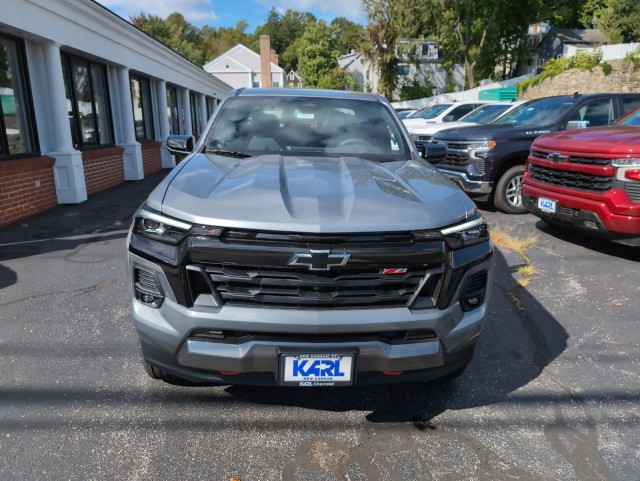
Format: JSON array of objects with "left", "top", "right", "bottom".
[{"left": 0, "top": 0, "right": 232, "bottom": 227}]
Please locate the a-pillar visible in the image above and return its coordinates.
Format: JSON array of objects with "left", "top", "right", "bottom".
[
  {"left": 156, "top": 80, "right": 175, "bottom": 168},
  {"left": 117, "top": 66, "right": 143, "bottom": 180},
  {"left": 43, "top": 42, "right": 87, "bottom": 204}
]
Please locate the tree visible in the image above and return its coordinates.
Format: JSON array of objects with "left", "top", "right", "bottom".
[
  {"left": 131, "top": 12, "right": 205, "bottom": 65},
  {"left": 581, "top": 0, "right": 640, "bottom": 42},
  {"left": 254, "top": 8, "right": 317, "bottom": 71},
  {"left": 399, "top": 77, "right": 434, "bottom": 101},
  {"left": 296, "top": 21, "right": 341, "bottom": 87},
  {"left": 362, "top": 0, "right": 427, "bottom": 99},
  {"left": 330, "top": 17, "right": 367, "bottom": 55}
]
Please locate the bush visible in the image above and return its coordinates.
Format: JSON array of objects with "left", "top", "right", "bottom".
[
  {"left": 624, "top": 46, "right": 640, "bottom": 69},
  {"left": 518, "top": 50, "right": 605, "bottom": 95}
]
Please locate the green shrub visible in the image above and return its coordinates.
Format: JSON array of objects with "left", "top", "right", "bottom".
[
  {"left": 624, "top": 46, "right": 640, "bottom": 69},
  {"left": 601, "top": 62, "right": 612, "bottom": 76},
  {"left": 518, "top": 50, "right": 606, "bottom": 95}
]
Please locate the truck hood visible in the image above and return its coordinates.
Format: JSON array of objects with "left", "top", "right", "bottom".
[
  {"left": 433, "top": 123, "right": 555, "bottom": 142},
  {"left": 533, "top": 125, "right": 640, "bottom": 155},
  {"left": 150, "top": 153, "right": 472, "bottom": 233}
]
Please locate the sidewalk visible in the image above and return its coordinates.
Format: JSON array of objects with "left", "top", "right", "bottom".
[{"left": 0, "top": 170, "right": 167, "bottom": 261}]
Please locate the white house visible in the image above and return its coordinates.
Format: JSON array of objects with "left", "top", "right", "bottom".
[
  {"left": 338, "top": 39, "right": 465, "bottom": 99},
  {"left": 0, "top": 0, "right": 232, "bottom": 228},
  {"left": 204, "top": 44, "right": 285, "bottom": 89}
]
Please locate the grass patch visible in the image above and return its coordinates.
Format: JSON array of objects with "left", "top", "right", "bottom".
[
  {"left": 491, "top": 226, "right": 538, "bottom": 254},
  {"left": 517, "top": 264, "right": 536, "bottom": 277},
  {"left": 492, "top": 226, "right": 538, "bottom": 288}
]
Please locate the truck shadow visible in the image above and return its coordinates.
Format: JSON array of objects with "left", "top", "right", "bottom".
[{"left": 226, "top": 247, "right": 569, "bottom": 423}]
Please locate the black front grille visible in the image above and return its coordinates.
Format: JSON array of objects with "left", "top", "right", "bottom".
[
  {"left": 222, "top": 230, "right": 413, "bottom": 247},
  {"left": 530, "top": 150, "right": 610, "bottom": 165},
  {"left": 444, "top": 148, "right": 470, "bottom": 167},
  {"left": 529, "top": 164, "right": 613, "bottom": 193},
  {"left": 189, "top": 329, "right": 438, "bottom": 345},
  {"left": 193, "top": 263, "right": 442, "bottom": 308}
]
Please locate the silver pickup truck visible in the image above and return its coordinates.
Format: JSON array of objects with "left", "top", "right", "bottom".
[{"left": 127, "top": 88, "right": 493, "bottom": 387}]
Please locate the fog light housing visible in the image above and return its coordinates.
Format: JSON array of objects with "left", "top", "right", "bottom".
[{"left": 134, "top": 266, "right": 165, "bottom": 308}]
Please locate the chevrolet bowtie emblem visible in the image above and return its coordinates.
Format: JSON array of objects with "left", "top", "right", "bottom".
[
  {"left": 288, "top": 250, "right": 351, "bottom": 271},
  {"left": 547, "top": 152, "right": 568, "bottom": 162}
]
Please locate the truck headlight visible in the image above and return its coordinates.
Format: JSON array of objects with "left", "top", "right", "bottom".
[
  {"left": 133, "top": 206, "right": 192, "bottom": 244},
  {"left": 612, "top": 158, "right": 640, "bottom": 167},
  {"left": 413, "top": 216, "right": 489, "bottom": 249},
  {"left": 440, "top": 217, "right": 489, "bottom": 249}
]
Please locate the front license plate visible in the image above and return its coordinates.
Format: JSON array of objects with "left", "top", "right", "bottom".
[
  {"left": 538, "top": 197, "right": 557, "bottom": 214},
  {"left": 281, "top": 354, "right": 354, "bottom": 387}
]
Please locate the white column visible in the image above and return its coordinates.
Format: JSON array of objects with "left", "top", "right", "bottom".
[
  {"left": 182, "top": 87, "right": 193, "bottom": 136},
  {"left": 156, "top": 80, "right": 175, "bottom": 168},
  {"left": 117, "top": 66, "right": 143, "bottom": 180},
  {"left": 43, "top": 42, "right": 87, "bottom": 204},
  {"left": 199, "top": 93, "right": 207, "bottom": 135}
]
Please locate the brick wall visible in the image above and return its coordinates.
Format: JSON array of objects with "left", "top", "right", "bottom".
[
  {"left": 0, "top": 156, "right": 57, "bottom": 227},
  {"left": 82, "top": 147, "right": 125, "bottom": 196},
  {"left": 520, "top": 59, "right": 640, "bottom": 99},
  {"left": 141, "top": 141, "right": 162, "bottom": 175}
]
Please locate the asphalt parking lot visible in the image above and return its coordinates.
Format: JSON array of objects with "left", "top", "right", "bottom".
[{"left": 0, "top": 171, "right": 638, "bottom": 481}]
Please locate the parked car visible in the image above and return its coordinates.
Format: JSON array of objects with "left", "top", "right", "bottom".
[
  {"left": 403, "top": 101, "right": 488, "bottom": 130},
  {"left": 410, "top": 101, "right": 526, "bottom": 145},
  {"left": 128, "top": 88, "right": 494, "bottom": 387},
  {"left": 522, "top": 106, "right": 640, "bottom": 246},
  {"left": 396, "top": 109, "right": 417, "bottom": 119},
  {"left": 431, "top": 93, "right": 640, "bottom": 213}
]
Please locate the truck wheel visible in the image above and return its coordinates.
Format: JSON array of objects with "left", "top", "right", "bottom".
[
  {"left": 494, "top": 165, "right": 526, "bottom": 214},
  {"left": 143, "top": 360, "right": 195, "bottom": 386}
]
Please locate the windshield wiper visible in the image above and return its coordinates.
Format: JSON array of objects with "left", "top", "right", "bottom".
[{"left": 205, "top": 149, "right": 252, "bottom": 159}]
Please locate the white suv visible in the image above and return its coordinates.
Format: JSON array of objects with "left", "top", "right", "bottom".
[
  {"left": 409, "top": 101, "right": 526, "bottom": 142},
  {"left": 403, "top": 101, "right": 489, "bottom": 130}
]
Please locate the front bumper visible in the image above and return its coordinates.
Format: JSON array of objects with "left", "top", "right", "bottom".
[
  {"left": 435, "top": 167, "right": 494, "bottom": 197},
  {"left": 128, "top": 246, "right": 493, "bottom": 385},
  {"left": 522, "top": 182, "right": 640, "bottom": 245}
]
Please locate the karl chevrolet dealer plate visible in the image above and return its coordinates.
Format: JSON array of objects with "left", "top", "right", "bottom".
[
  {"left": 280, "top": 353, "right": 354, "bottom": 386},
  {"left": 538, "top": 197, "right": 557, "bottom": 214}
]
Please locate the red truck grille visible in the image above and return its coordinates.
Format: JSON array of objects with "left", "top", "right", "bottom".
[{"left": 528, "top": 164, "right": 613, "bottom": 193}]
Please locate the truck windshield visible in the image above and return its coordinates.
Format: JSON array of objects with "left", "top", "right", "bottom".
[
  {"left": 618, "top": 108, "right": 640, "bottom": 126},
  {"left": 411, "top": 104, "right": 452, "bottom": 119},
  {"left": 495, "top": 96, "right": 574, "bottom": 126},
  {"left": 459, "top": 103, "right": 511, "bottom": 123},
  {"left": 205, "top": 96, "right": 410, "bottom": 160}
]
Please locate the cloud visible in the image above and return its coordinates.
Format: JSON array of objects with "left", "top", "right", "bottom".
[
  {"left": 99, "top": 0, "right": 217, "bottom": 24},
  {"left": 257, "top": 0, "right": 366, "bottom": 24}
]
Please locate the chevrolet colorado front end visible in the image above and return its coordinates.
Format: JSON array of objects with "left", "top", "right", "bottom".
[{"left": 127, "top": 89, "right": 494, "bottom": 387}]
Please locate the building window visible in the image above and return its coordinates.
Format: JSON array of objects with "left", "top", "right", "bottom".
[
  {"left": 0, "top": 35, "right": 37, "bottom": 158},
  {"left": 252, "top": 81, "right": 260, "bottom": 88},
  {"left": 130, "top": 74, "right": 155, "bottom": 142},
  {"left": 397, "top": 64, "right": 410, "bottom": 76},
  {"left": 206, "top": 96, "right": 216, "bottom": 120},
  {"left": 166, "top": 84, "right": 180, "bottom": 135},
  {"left": 272, "top": 81, "right": 279, "bottom": 88},
  {"left": 189, "top": 92, "right": 200, "bottom": 135},
  {"left": 61, "top": 53, "right": 113, "bottom": 149}
]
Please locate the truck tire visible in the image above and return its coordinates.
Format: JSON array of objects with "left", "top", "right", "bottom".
[
  {"left": 494, "top": 165, "right": 526, "bottom": 214},
  {"left": 143, "top": 360, "right": 196, "bottom": 386}
]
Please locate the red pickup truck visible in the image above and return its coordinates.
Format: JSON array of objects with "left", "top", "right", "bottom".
[{"left": 521, "top": 108, "right": 640, "bottom": 246}]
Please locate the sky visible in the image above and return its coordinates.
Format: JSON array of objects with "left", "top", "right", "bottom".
[{"left": 97, "top": 0, "right": 368, "bottom": 31}]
